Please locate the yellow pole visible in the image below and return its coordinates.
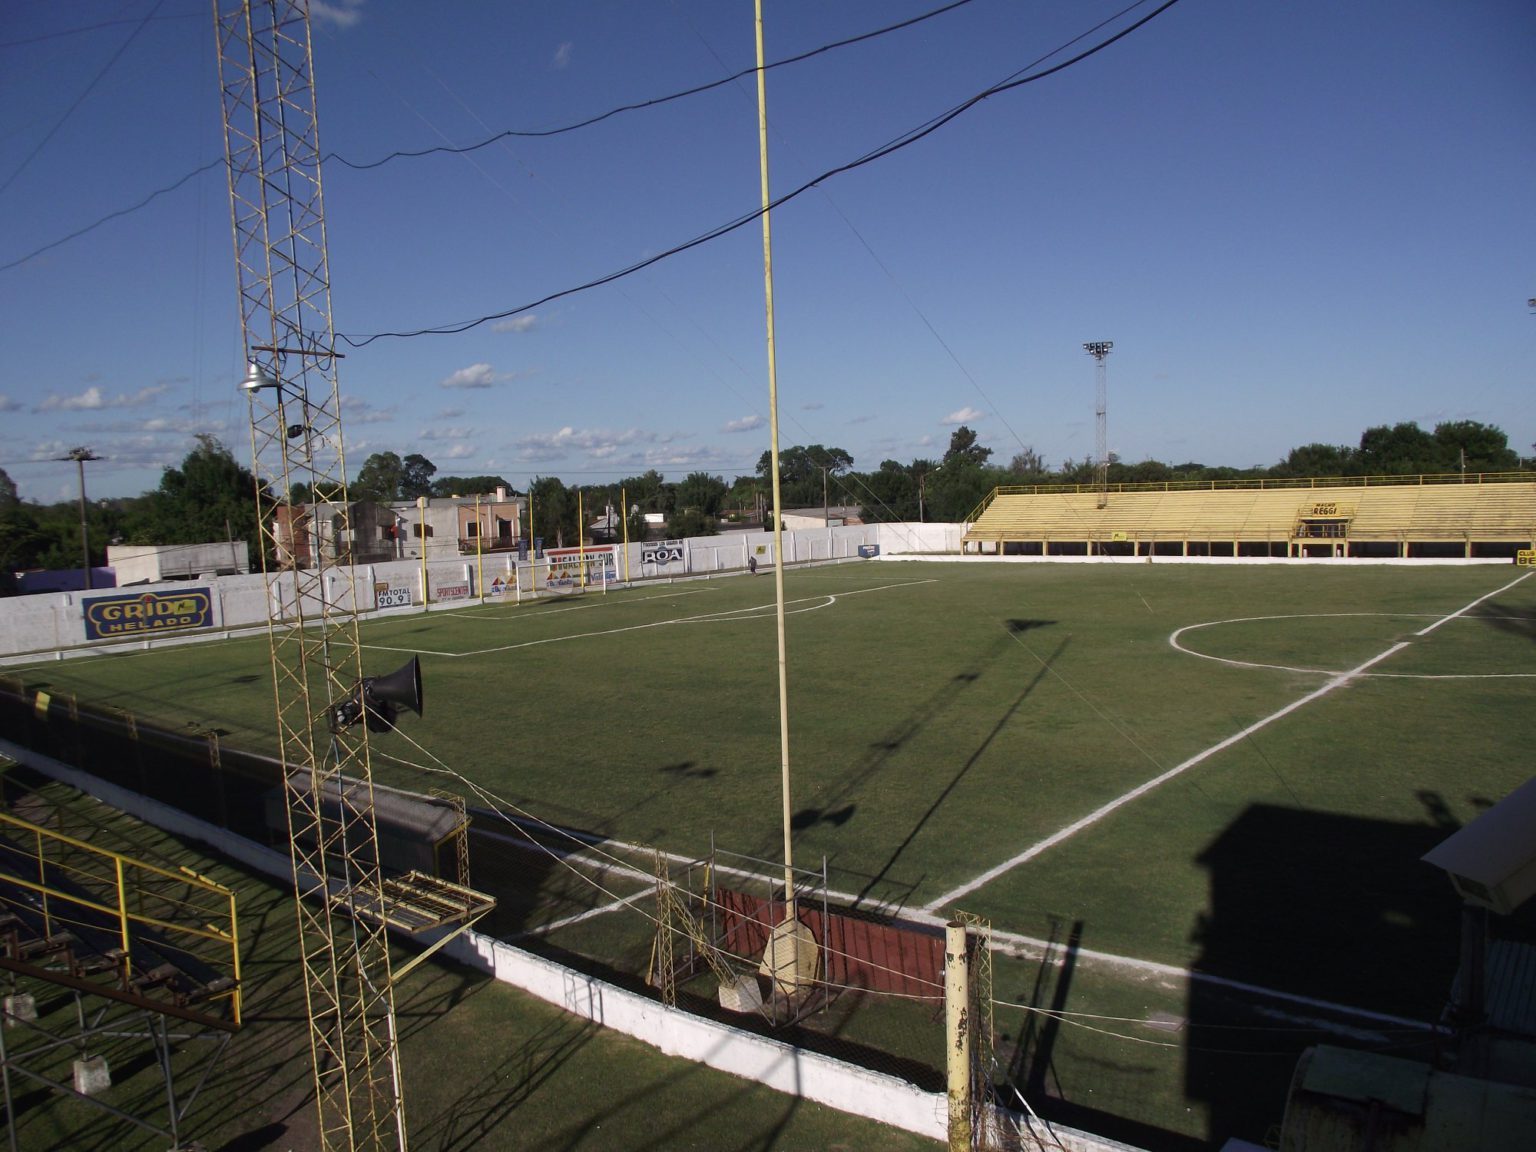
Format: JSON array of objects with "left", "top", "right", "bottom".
[
  {"left": 475, "top": 494, "right": 485, "bottom": 603},
  {"left": 229, "top": 886, "right": 243, "bottom": 1026},
  {"left": 528, "top": 485, "right": 537, "bottom": 592},
  {"left": 755, "top": 0, "right": 796, "bottom": 921},
  {"left": 945, "top": 921, "right": 973, "bottom": 1149},
  {"left": 578, "top": 489, "right": 586, "bottom": 586},
  {"left": 622, "top": 486, "right": 630, "bottom": 583}
]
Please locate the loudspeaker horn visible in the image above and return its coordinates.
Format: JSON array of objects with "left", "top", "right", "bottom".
[{"left": 328, "top": 655, "right": 423, "bottom": 734}]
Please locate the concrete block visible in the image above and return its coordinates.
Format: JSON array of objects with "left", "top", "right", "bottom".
[
  {"left": 73, "top": 1055, "right": 110, "bottom": 1095},
  {"left": 3, "top": 994, "right": 36, "bottom": 1026}
]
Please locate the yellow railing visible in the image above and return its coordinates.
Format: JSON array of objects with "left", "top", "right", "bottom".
[{"left": 0, "top": 810, "right": 241, "bottom": 1026}]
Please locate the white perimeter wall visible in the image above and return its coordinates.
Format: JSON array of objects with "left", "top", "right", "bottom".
[
  {"left": 5, "top": 517, "right": 1493, "bottom": 663},
  {"left": 1, "top": 523, "right": 937, "bottom": 661}
]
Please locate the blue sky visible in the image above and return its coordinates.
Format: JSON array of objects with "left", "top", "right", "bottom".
[{"left": 2, "top": 0, "right": 1532, "bottom": 503}]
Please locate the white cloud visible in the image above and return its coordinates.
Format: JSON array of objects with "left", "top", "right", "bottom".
[
  {"left": 722, "top": 415, "right": 763, "bottom": 433},
  {"left": 514, "top": 426, "right": 667, "bottom": 464},
  {"left": 491, "top": 314, "right": 538, "bottom": 334},
  {"left": 436, "top": 407, "right": 465, "bottom": 419},
  {"left": 552, "top": 42, "right": 573, "bottom": 69},
  {"left": 310, "top": 0, "right": 365, "bottom": 28},
  {"left": 943, "top": 406, "right": 985, "bottom": 425},
  {"left": 419, "top": 426, "right": 474, "bottom": 441},
  {"left": 339, "top": 395, "right": 397, "bottom": 425},
  {"left": 444, "top": 443, "right": 476, "bottom": 460},
  {"left": 38, "top": 386, "right": 105, "bottom": 412},
  {"left": 0, "top": 395, "right": 20, "bottom": 412},
  {"left": 440, "top": 363, "right": 505, "bottom": 389},
  {"left": 35, "top": 384, "right": 167, "bottom": 413}
]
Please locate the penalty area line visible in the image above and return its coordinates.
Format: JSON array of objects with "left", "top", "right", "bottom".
[
  {"left": 926, "top": 572, "right": 1534, "bottom": 913},
  {"left": 924, "top": 641, "right": 1408, "bottom": 912}
]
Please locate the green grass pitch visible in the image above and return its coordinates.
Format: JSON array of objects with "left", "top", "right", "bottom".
[{"left": 13, "top": 560, "right": 1536, "bottom": 1146}]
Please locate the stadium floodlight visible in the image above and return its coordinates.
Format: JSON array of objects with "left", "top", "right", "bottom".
[
  {"left": 240, "top": 362, "right": 279, "bottom": 392},
  {"left": 1083, "top": 341, "right": 1113, "bottom": 359}
]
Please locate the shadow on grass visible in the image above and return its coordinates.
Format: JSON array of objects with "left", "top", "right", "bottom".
[
  {"left": 1470, "top": 597, "right": 1536, "bottom": 644},
  {"left": 856, "top": 635, "right": 1067, "bottom": 903},
  {"left": 1183, "top": 801, "right": 1462, "bottom": 1144}
]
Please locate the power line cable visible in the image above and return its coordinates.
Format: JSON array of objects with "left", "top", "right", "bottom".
[
  {"left": 0, "top": 0, "right": 979, "bottom": 273},
  {"left": 0, "top": 0, "right": 168, "bottom": 198},
  {"left": 327, "top": 0, "right": 981, "bottom": 170},
  {"left": 337, "top": 0, "right": 1183, "bottom": 348},
  {"left": 0, "top": 160, "right": 223, "bottom": 274}
]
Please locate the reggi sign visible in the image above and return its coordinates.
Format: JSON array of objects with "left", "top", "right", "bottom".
[{"left": 83, "top": 588, "right": 213, "bottom": 641}]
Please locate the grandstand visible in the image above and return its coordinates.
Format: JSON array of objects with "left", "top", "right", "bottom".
[{"left": 962, "top": 473, "right": 1536, "bottom": 560}]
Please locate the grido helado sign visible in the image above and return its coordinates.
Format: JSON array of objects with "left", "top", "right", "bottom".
[{"left": 83, "top": 588, "right": 214, "bottom": 641}]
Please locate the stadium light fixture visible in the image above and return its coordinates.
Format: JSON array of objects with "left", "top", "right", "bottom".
[
  {"left": 240, "top": 362, "right": 279, "bottom": 392},
  {"left": 1082, "top": 341, "right": 1113, "bottom": 359}
]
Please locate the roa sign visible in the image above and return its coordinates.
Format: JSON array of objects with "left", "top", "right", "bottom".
[{"left": 641, "top": 545, "right": 684, "bottom": 565}]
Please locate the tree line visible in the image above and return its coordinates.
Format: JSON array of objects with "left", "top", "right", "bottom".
[{"left": 2, "top": 420, "right": 1528, "bottom": 591}]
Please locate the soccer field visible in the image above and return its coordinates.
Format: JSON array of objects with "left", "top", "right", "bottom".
[{"left": 12, "top": 560, "right": 1536, "bottom": 1146}]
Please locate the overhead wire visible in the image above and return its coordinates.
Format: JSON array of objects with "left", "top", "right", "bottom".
[
  {"left": 0, "top": 0, "right": 981, "bottom": 274},
  {"left": 328, "top": 0, "right": 983, "bottom": 169},
  {"left": 337, "top": 0, "right": 1185, "bottom": 347},
  {"left": 371, "top": 722, "right": 945, "bottom": 995},
  {"left": 0, "top": 0, "right": 169, "bottom": 198}
]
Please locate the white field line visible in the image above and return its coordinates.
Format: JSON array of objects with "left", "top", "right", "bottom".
[
  {"left": 1414, "top": 570, "right": 1531, "bottom": 635},
  {"left": 473, "top": 817, "right": 1433, "bottom": 1031},
  {"left": 925, "top": 573, "right": 1534, "bottom": 914},
  {"left": 362, "top": 578, "right": 935, "bottom": 658},
  {"left": 432, "top": 587, "right": 716, "bottom": 623}
]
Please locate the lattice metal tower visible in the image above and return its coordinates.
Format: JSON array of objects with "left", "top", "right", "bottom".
[
  {"left": 1083, "top": 341, "right": 1113, "bottom": 509},
  {"left": 215, "top": 3, "right": 407, "bottom": 1148}
]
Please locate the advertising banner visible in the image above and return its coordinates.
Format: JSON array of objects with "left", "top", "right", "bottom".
[
  {"left": 83, "top": 588, "right": 213, "bottom": 641},
  {"left": 639, "top": 541, "right": 686, "bottom": 575},
  {"left": 436, "top": 581, "right": 471, "bottom": 601},
  {"left": 375, "top": 582, "right": 412, "bottom": 609},
  {"left": 545, "top": 545, "right": 616, "bottom": 588}
]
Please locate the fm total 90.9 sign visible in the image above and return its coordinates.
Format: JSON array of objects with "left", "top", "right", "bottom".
[
  {"left": 375, "top": 583, "right": 412, "bottom": 608},
  {"left": 83, "top": 589, "right": 213, "bottom": 641}
]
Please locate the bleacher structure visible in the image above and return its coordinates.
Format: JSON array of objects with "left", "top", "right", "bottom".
[
  {"left": 0, "top": 798, "right": 241, "bottom": 1149},
  {"left": 962, "top": 473, "right": 1536, "bottom": 560}
]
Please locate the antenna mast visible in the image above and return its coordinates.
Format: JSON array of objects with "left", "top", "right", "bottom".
[{"left": 215, "top": 4, "right": 406, "bottom": 1147}]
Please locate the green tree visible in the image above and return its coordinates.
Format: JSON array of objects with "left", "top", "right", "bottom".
[
  {"left": 755, "top": 445, "right": 853, "bottom": 508},
  {"left": 1006, "top": 448, "right": 1047, "bottom": 479},
  {"left": 428, "top": 475, "right": 513, "bottom": 498},
  {"left": 1275, "top": 443, "right": 1356, "bottom": 478},
  {"left": 400, "top": 453, "right": 437, "bottom": 499},
  {"left": 665, "top": 507, "right": 717, "bottom": 539},
  {"left": 527, "top": 475, "right": 575, "bottom": 548},
  {"left": 352, "top": 451, "right": 405, "bottom": 502},
  {"left": 1432, "top": 421, "right": 1518, "bottom": 473},
  {"left": 943, "top": 426, "right": 991, "bottom": 467},
  {"left": 126, "top": 435, "right": 266, "bottom": 562},
  {"left": 854, "top": 459, "right": 919, "bottom": 523},
  {"left": 675, "top": 472, "right": 727, "bottom": 517},
  {"left": 0, "top": 468, "right": 45, "bottom": 592},
  {"left": 1356, "top": 422, "right": 1437, "bottom": 475}
]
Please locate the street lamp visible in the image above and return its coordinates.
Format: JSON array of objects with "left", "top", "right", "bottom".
[{"left": 56, "top": 447, "right": 102, "bottom": 590}]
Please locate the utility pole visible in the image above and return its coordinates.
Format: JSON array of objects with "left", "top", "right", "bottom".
[
  {"left": 1083, "top": 342, "right": 1113, "bottom": 510},
  {"left": 58, "top": 447, "right": 102, "bottom": 589}
]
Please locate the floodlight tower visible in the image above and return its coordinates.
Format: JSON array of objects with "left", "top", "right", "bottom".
[
  {"left": 215, "top": 3, "right": 406, "bottom": 1148},
  {"left": 1083, "top": 341, "right": 1113, "bottom": 509}
]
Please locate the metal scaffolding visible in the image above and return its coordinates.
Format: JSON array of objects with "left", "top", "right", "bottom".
[{"left": 214, "top": 3, "right": 406, "bottom": 1148}]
